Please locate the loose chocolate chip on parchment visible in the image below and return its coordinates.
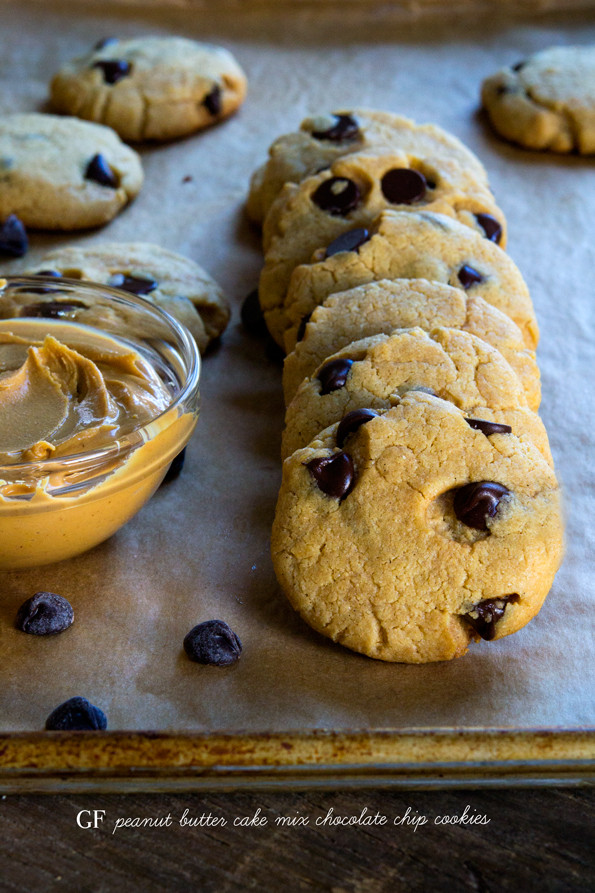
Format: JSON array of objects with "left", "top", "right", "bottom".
[
  {"left": 162, "top": 447, "right": 186, "bottom": 484},
  {"left": 381, "top": 168, "right": 427, "bottom": 205},
  {"left": 306, "top": 451, "right": 355, "bottom": 500},
  {"left": 16, "top": 592, "right": 74, "bottom": 636},
  {"left": 311, "top": 114, "right": 360, "bottom": 142},
  {"left": 458, "top": 264, "right": 483, "bottom": 289},
  {"left": 463, "top": 594, "right": 519, "bottom": 640},
  {"left": 203, "top": 84, "right": 222, "bottom": 116},
  {"left": 108, "top": 273, "right": 158, "bottom": 296},
  {"left": 93, "top": 59, "right": 132, "bottom": 84},
  {"left": 0, "top": 214, "right": 28, "bottom": 257},
  {"left": 466, "top": 418, "right": 512, "bottom": 436},
  {"left": 45, "top": 697, "right": 107, "bottom": 731},
  {"left": 452, "top": 481, "right": 509, "bottom": 531},
  {"left": 318, "top": 358, "right": 354, "bottom": 395},
  {"left": 475, "top": 213, "right": 503, "bottom": 244},
  {"left": 85, "top": 153, "right": 118, "bottom": 188},
  {"left": 312, "top": 177, "right": 360, "bottom": 216},
  {"left": 325, "top": 227, "right": 369, "bottom": 258},
  {"left": 22, "top": 299, "right": 88, "bottom": 318},
  {"left": 241, "top": 288, "right": 268, "bottom": 337},
  {"left": 184, "top": 619, "right": 242, "bottom": 666},
  {"left": 336, "top": 408, "right": 378, "bottom": 447}
]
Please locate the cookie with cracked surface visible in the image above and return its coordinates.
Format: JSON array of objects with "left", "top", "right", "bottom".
[
  {"left": 271, "top": 392, "right": 563, "bottom": 663},
  {"left": 20, "top": 242, "right": 229, "bottom": 352},
  {"left": 259, "top": 152, "right": 506, "bottom": 346},
  {"left": 50, "top": 36, "right": 247, "bottom": 142},
  {"left": 282, "top": 327, "right": 551, "bottom": 462},
  {"left": 284, "top": 210, "right": 538, "bottom": 352},
  {"left": 247, "top": 109, "right": 493, "bottom": 224},
  {"left": 481, "top": 46, "right": 595, "bottom": 154},
  {"left": 282, "top": 279, "right": 540, "bottom": 409},
  {"left": 0, "top": 114, "right": 142, "bottom": 230}
]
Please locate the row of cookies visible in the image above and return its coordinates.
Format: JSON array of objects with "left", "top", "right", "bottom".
[{"left": 247, "top": 109, "right": 563, "bottom": 662}]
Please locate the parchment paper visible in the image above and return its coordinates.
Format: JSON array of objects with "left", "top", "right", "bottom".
[{"left": 0, "top": 0, "right": 594, "bottom": 733}]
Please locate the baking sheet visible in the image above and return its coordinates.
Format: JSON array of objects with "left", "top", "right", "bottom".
[{"left": 0, "top": 1, "right": 594, "bottom": 741}]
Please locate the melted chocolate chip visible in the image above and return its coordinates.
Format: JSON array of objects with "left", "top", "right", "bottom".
[
  {"left": 307, "top": 452, "right": 355, "bottom": 500},
  {"left": 85, "top": 154, "right": 118, "bottom": 188},
  {"left": 94, "top": 37, "right": 118, "bottom": 51},
  {"left": 16, "top": 592, "right": 74, "bottom": 636},
  {"left": 325, "top": 227, "right": 370, "bottom": 258},
  {"left": 336, "top": 409, "right": 378, "bottom": 447},
  {"left": 311, "top": 114, "right": 360, "bottom": 142},
  {"left": 184, "top": 619, "right": 242, "bottom": 666},
  {"left": 458, "top": 264, "right": 483, "bottom": 289},
  {"left": 22, "top": 299, "right": 88, "bottom": 318},
  {"left": 108, "top": 273, "right": 158, "bottom": 296},
  {"left": 93, "top": 59, "right": 132, "bottom": 84},
  {"left": 296, "top": 313, "right": 312, "bottom": 343},
  {"left": 45, "top": 697, "right": 107, "bottom": 731},
  {"left": 475, "top": 213, "right": 503, "bottom": 244},
  {"left": 0, "top": 214, "right": 28, "bottom": 257},
  {"left": 162, "top": 447, "right": 186, "bottom": 484},
  {"left": 452, "top": 481, "right": 510, "bottom": 531},
  {"left": 466, "top": 418, "right": 512, "bottom": 436},
  {"left": 241, "top": 289, "right": 267, "bottom": 337},
  {"left": 317, "top": 358, "right": 353, "bottom": 394},
  {"left": 463, "top": 594, "right": 519, "bottom": 640},
  {"left": 381, "top": 168, "right": 427, "bottom": 205},
  {"left": 312, "top": 177, "right": 360, "bottom": 216},
  {"left": 204, "top": 84, "right": 222, "bottom": 116}
]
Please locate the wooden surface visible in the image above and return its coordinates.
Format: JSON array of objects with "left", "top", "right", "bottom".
[{"left": 0, "top": 787, "right": 593, "bottom": 890}]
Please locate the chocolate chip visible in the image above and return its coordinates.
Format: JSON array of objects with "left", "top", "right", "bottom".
[
  {"left": 85, "top": 154, "right": 118, "bottom": 188},
  {"left": 512, "top": 61, "right": 525, "bottom": 72},
  {"left": 475, "top": 213, "right": 503, "bottom": 244},
  {"left": 108, "top": 273, "right": 158, "bottom": 296},
  {"left": 241, "top": 288, "right": 267, "bottom": 337},
  {"left": 312, "top": 177, "right": 360, "bottom": 216},
  {"left": 381, "top": 168, "right": 427, "bottom": 205},
  {"left": 306, "top": 451, "right": 355, "bottom": 500},
  {"left": 94, "top": 37, "right": 118, "bottom": 51},
  {"left": 336, "top": 409, "right": 378, "bottom": 447},
  {"left": 311, "top": 114, "right": 360, "bottom": 142},
  {"left": 182, "top": 175, "right": 193, "bottom": 184},
  {"left": 452, "top": 481, "right": 509, "bottom": 531},
  {"left": 45, "top": 697, "right": 107, "bottom": 731},
  {"left": 184, "top": 619, "right": 242, "bottom": 666},
  {"left": 458, "top": 265, "right": 483, "bottom": 289},
  {"left": 21, "top": 299, "right": 88, "bottom": 318},
  {"left": 0, "top": 214, "right": 28, "bottom": 257},
  {"left": 15, "top": 592, "right": 74, "bottom": 636},
  {"left": 463, "top": 594, "right": 519, "bottom": 640},
  {"left": 93, "top": 59, "right": 132, "bottom": 84},
  {"left": 162, "top": 448, "right": 186, "bottom": 484},
  {"left": 317, "top": 358, "right": 353, "bottom": 394},
  {"left": 203, "top": 84, "right": 222, "bottom": 116},
  {"left": 466, "top": 418, "right": 512, "bottom": 436},
  {"left": 296, "top": 312, "right": 312, "bottom": 343},
  {"left": 325, "top": 227, "right": 370, "bottom": 258}
]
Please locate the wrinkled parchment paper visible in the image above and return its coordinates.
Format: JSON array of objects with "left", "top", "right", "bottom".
[{"left": 1, "top": 0, "right": 594, "bottom": 732}]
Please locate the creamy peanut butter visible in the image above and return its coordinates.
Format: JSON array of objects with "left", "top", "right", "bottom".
[{"left": 0, "top": 319, "right": 198, "bottom": 569}]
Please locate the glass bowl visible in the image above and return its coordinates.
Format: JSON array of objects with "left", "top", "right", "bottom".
[{"left": 0, "top": 275, "right": 200, "bottom": 569}]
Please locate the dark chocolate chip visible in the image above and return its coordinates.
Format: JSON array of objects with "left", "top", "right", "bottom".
[
  {"left": 325, "top": 227, "right": 370, "bottom": 258},
  {"left": 184, "top": 619, "right": 242, "bottom": 666},
  {"left": 94, "top": 37, "right": 118, "bottom": 51},
  {"left": 336, "top": 408, "right": 378, "bottom": 447},
  {"left": 458, "top": 264, "right": 483, "bottom": 289},
  {"left": 296, "top": 312, "right": 312, "bottom": 343},
  {"left": 108, "top": 273, "right": 158, "bottom": 296},
  {"left": 45, "top": 697, "right": 107, "bottom": 731},
  {"left": 512, "top": 61, "right": 525, "bottom": 72},
  {"left": 311, "top": 177, "right": 360, "bottom": 216},
  {"left": 203, "top": 84, "right": 222, "bottom": 116},
  {"left": 162, "top": 447, "right": 186, "bottom": 484},
  {"left": 241, "top": 288, "right": 267, "bottom": 337},
  {"left": 452, "top": 481, "right": 509, "bottom": 531},
  {"left": 463, "top": 594, "right": 519, "bottom": 640},
  {"left": 311, "top": 114, "right": 360, "bottom": 142},
  {"left": 381, "top": 168, "right": 427, "bottom": 205},
  {"left": 93, "top": 59, "right": 132, "bottom": 84},
  {"left": 85, "top": 154, "right": 118, "bottom": 188},
  {"left": 317, "top": 358, "right": 353, "bottom": 395},
  {"left": 0, "top": 214, "right": 28, "bottom": 257},
  {"left": 16, "top": 592, "right": 74, "bottom": 636},
  {"left": 306, "top": 451, "right": 355, "bottom": 500},
  {"left": 21, "top": 299, "right": 88, "bottom": 318},
  {"left": 475, "top": 213, "right": 503, "bottom": 244},
  {"left": 182, "top": 175, "right": 193, "bottom": 183},
  {"left": 466, "top": 418, "right": 512, "bottom": 436}
]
